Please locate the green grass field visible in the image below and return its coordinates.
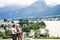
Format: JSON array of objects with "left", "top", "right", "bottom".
[
  {"left": 35, "top": 39, "right": 60, "bottom": 40},
  {"left": 0, "top": 39, "right": 60, "bottom": 40}
]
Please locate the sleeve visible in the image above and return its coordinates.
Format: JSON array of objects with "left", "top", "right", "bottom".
[{"left": 19, "top": 28, "right": 22, "bottom": 32}]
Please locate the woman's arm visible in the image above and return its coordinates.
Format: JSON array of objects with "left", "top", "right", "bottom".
[{"left": 13, "top": 30, "right": 20, "bottom": 34}]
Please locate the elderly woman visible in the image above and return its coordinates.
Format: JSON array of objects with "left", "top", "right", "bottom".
[{"left": 16, "top": 24, "right": 22, "bottom": 40}]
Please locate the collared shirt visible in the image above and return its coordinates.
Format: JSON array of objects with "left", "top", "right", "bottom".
[{"left": 11, "top": 27, "right": 17, "bottom": 34}]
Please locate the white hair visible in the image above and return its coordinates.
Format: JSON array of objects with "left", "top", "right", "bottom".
[{"left": 16, "top": 24, "right": 20, "bottom": 26}]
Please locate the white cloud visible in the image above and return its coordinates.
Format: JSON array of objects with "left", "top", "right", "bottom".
[
  {"left": 0, "top": 0, "right": 37, "bottom": 7},
  {"left": 0, "top": 0, "right": 60, "bottom": 8},
  {"left": 28, "top": 16, "right": 35, "bottom": 18},
  {"left": 45, "top": 0, "right": 60, "bottom": 6}
]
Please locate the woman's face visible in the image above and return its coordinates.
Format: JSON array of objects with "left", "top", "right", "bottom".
[{"left": 16, "top": 25, "right": 19, "bottom": 28}]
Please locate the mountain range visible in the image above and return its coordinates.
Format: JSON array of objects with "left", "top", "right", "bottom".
[{"left": 0, "top": 0, "right": 60, "bottom": 19}]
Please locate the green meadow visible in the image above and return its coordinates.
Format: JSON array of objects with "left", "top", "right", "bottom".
[{"left": 0, "top": 39, "right": 60, "bottom": 40}]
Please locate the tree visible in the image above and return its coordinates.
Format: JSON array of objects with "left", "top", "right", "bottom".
[
  {"left": 34, "top": 30, "right": 40, "bottom": 38},
  {"left": 45, "top": 29, "right": 49, "bottom": 37},
  {"left": 4, "top": 19, "right": 8, "bottom": 22},
  {"left": 28, "top": 22, "right": 40, "bottom": 30},
  {"left": 19, "top": 19, "right": 28, "bottom": 27},
  {"left": 22, "top": 27, "right": 30, "bottom": 32},
  {"left": 11, "top": 21, "right": 14, "bottom": 24},
  {"left": 19, "top": 19, "right": 48, "bottom": 38},
  {"left": 39, "top": 21, "right": 46, "bottom": 28}
]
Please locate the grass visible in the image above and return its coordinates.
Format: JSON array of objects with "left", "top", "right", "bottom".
[
  {"left": 35, "top": 39, "right": 60, "bottom": 40},
  {"left": 0, "top": 28, "right": 60, "bottom": 40},
  {"left": 0, "top": 37, "right": 60, "bottom": 40},
  {"left": 0, "top": 28, "right": 5, "bottom": 32},
  {"left": 0, "top": 38, "right": 60, "bottom": 40},
  {"left": 0, "top": 37, "right": 11, "bottom": 40}
]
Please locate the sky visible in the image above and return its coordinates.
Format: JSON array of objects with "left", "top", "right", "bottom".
[
  {"left": 0, "top": 0, "right": 60, "bottom": 8},
  {"left": 45, "top": 0, "right": 60, "bottom": 6},
  {"left": 0, "top": 0, "right": 37, "bottom": 7}
]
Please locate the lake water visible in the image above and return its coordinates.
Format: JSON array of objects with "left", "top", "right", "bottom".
[{"left": 44, "top": 21, "right": 60, "bottom": 37}]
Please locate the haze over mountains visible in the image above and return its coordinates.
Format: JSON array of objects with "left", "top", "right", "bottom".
[{"left": 0, "top": 0, "right": 60, "bottom": 19}]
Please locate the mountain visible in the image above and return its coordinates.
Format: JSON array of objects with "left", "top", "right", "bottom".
[
  {"left": 22, "top": 0, "right": 48, "bottom": 17},
  {"left": 0, "top": 5, "right": 24, "bottom": 19},
  {"left": 0, "top": 0, "right": 60, "bottom": 19}
]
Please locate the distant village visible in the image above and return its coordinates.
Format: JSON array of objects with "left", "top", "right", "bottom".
[{"left": 0, "top": 15, "right": 60, "bottom": 27}]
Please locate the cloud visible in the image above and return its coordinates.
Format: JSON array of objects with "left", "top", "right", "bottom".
[
  {"left": 45, "top": 0, "right": 60, "bottom": 6},
  {"left": 0, "top": 0, "right": 37, "bottom": 8},
  {"left": 0, "top": 0, "right": 60, "bottom": 8},
  {"left": 27, "top": 16, "right": 36, "bottom": 18}
]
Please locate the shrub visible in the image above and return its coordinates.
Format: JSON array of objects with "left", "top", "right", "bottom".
[
  {"left": 34, "top": 30, "right": 40, "bottom": 38},
  {"left": 2, "top": 36, "right": 12, "bottom": 39},
  {"left": 2, "top": 29, "right": 12, "bottom": 39},
  {"left": 0, "top": 31, "right": 5, "bottom": 37},
  {"left": 5, "top": 29, "right": 12, "bottom": 36},
  {"left": 22, "top": 27, "right": 30, "bottom": 32}
]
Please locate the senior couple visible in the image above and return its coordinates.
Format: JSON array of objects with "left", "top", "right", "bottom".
[{"left": 11, "top": 24, "right": 22, "bottom": 40}]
